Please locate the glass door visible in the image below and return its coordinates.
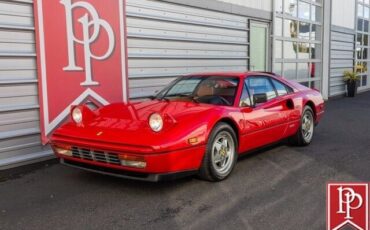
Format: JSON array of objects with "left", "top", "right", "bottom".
[{"left": 250, "top": 22, "right": 269, "bottom": 71}]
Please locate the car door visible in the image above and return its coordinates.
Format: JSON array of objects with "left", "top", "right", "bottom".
[
  {"left": 270, "top": 78, "right": 301, "bottom": 138},
  {"left": 239, "top": 76, "right": 292, "bottom": 151}
]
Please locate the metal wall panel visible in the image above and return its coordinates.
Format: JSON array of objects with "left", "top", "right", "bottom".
[
  {"left": 329, "top": 26, "right": 355, "bottom": 97},
  {"left": 0, "top": 0, "right": 53, "bottom": 169},
  {"left": 126, "top": 0, "right": 249, "bottom": 98},
  {"left": 217, "top": 0, "right": 272, "bottom": 12}
]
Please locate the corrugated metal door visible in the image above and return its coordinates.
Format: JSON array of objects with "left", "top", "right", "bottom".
[
  {"left": 126, "top": 0, "right": 250, "bottom": 97},
  {"left": 0, "top": 0, "right": 250, "bottom": 169},
  {"left": 0, "top": 0, "right": 52, "bottom": 169},
  {"left": 329, "top": 26, "right": 355, "bottom": 97}
]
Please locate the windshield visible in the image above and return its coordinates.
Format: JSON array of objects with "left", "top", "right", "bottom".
[{"left": 156, "top": 76, "right": 239, "bottom": 106}]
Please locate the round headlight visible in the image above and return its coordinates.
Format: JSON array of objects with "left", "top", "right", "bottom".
[
  {"left": 149, "top": 113, "right": 163, "bottom": 132},
  {"left": 72, "top": 107, "right": 83, "bottom": 124}
]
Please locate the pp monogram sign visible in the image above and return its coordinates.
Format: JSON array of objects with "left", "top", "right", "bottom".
[
  {"left": 34, "top": 0, "right": 128, "bottom": 144},
  {"left": 327, "top": 183, "right": 369, "bottom": 230}
]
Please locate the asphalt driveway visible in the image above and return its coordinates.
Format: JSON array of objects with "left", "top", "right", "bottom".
[{"left": 1, "top": 92, "right": 370, "bottom": 230}]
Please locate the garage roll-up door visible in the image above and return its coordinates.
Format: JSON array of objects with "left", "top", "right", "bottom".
[
  {"left": 127, "top": 0, "right": 250, "bottom": 98},
  {"left": 329, "top": 26, "right": 355, "bottom": 97},
  {"left": 0, "top": 0, "right": 53, "bottom": 169}
]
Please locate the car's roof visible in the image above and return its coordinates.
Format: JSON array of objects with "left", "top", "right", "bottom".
[
  {"left": 186, "top": 71, "right": 280, "bottom": 78},
  {"left": 185, "top": 71, "right": 296, "bottom": 91}
]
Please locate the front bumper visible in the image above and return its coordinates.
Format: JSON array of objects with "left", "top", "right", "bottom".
[
  {"left": 53, "top": 143, "right": 206, "bottom": 181},
  {"left": 61, "top": 159, "right": 197, "bottom": 182}
]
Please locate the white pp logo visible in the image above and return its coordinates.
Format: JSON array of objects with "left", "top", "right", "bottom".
[
  {"left": 60, "top": 0, "right": 115, "bottom": 86},
  {"left": 337, "top": 186, "right": 364, "bottom": 220}
]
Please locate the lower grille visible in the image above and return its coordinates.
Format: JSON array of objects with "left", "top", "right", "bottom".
[{"left": 71, "top": 147, "right": 121, "bottom": 165}]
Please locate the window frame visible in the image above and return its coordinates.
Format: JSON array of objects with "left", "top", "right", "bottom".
[
  {"left": 356, "top": 0, "right": 370, "bottom": 89},
  {"left": 239, "top": 80, "right": 253, "bottom": 108},
  {"left": 273, "top": 0, "right": 323, "bottom": 88}
]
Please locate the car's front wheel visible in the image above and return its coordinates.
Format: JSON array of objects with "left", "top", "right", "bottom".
[
  {"left": 290, "top": 106, "right": 315, "bottom": 146},
  {"left": 198, "top": 122, "right": 238, "bottom": 182}
]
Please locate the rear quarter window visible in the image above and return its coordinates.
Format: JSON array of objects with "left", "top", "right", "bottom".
[{"left": 271, "top": 79, "right": 294, "bottom": 95}]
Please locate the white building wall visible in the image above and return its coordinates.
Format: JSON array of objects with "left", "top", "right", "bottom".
[
  {"left": 331, "top": 0, "right": 356, "bottom": 29},
  {"left": 218, "top": 0, "right": 272, "bottom": 12}
]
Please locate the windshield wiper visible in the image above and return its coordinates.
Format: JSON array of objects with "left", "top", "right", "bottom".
[
  {"left": 165, "top": 93, "right": 199, "bottom": 103},
  {"left": 146, "top": 95, "right": 169, "bottom": 102}
]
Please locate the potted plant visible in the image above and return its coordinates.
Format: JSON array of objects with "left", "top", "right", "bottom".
[{"left": 343, "top": 70, "right": 360, "bottom": 97}]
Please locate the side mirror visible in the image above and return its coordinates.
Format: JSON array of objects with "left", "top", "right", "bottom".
[{"left": 253, "top": 93, "right": 268, "bottom": 104}]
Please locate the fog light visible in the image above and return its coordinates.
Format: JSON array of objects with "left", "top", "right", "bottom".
[
  {"left": 54, "top": 145, "right": 72, "bottom": 157},
  {"left": 119, "top": 154, "right": 147, "bottom": 169}
]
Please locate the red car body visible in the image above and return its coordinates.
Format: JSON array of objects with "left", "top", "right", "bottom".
[{"left": 51, "top": 72, "right": 325, "bottom": 181}]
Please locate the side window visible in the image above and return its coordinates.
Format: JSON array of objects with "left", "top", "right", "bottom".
[
  {"left": 271, "top": 79, "right": 288, "bottom": 96},
  {"left": 246, "top": 77, "right": 277, "bottom": 104},
  {"left": 239, "top": 83, "right": 252, "bottom": 107}
]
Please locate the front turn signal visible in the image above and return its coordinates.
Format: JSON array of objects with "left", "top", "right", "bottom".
[{"left": 119, "top": 154, "right": 147, "bottom": 169}]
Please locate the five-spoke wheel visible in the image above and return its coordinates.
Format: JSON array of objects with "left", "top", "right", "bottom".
[
  {"left": 290, "top": 106, "right": 315, "bottom": 146},
  {"left": 211, "top": 131, "right": 235, "bottom": 176},
  {"left": 301, "top": 110, "right": 314, "bottom": 143},
  {"left": 199, "top": 122, "right": 238, "bottom": 181}
]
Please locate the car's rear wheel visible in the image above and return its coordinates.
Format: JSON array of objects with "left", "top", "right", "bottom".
[
  {"left": 290, "top": 106, "right": 315, "bottom": 146},
  {"left": 198, "top": 122, "right": 238, "bottom": 182}
]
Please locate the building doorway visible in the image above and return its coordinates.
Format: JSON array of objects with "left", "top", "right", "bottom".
[{"left": 250, "top": 21, "right": 269, "bottom": 71}]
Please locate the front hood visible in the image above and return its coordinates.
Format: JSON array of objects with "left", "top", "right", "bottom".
[
  {"left": 53, "top": 100, "right": 217, "bottom": 151},
  {"left": 97, "top": 100, "right": 216, "bottom": 126}
]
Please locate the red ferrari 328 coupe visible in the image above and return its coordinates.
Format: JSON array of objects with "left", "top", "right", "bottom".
[{"left": 51, "top": 72, "right": 324, "bottom": 182}]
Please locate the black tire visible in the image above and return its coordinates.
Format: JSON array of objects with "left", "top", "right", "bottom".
[
  {"left": 198, "top": 122, "right": 238, "bottom": 182},
  {"left": 289, "top": 106, "right": 315, "bottom": 146}
]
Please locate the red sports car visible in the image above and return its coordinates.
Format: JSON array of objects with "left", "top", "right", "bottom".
[{"left": 51, "top": 72, "right": 324, "bottom": 182}]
